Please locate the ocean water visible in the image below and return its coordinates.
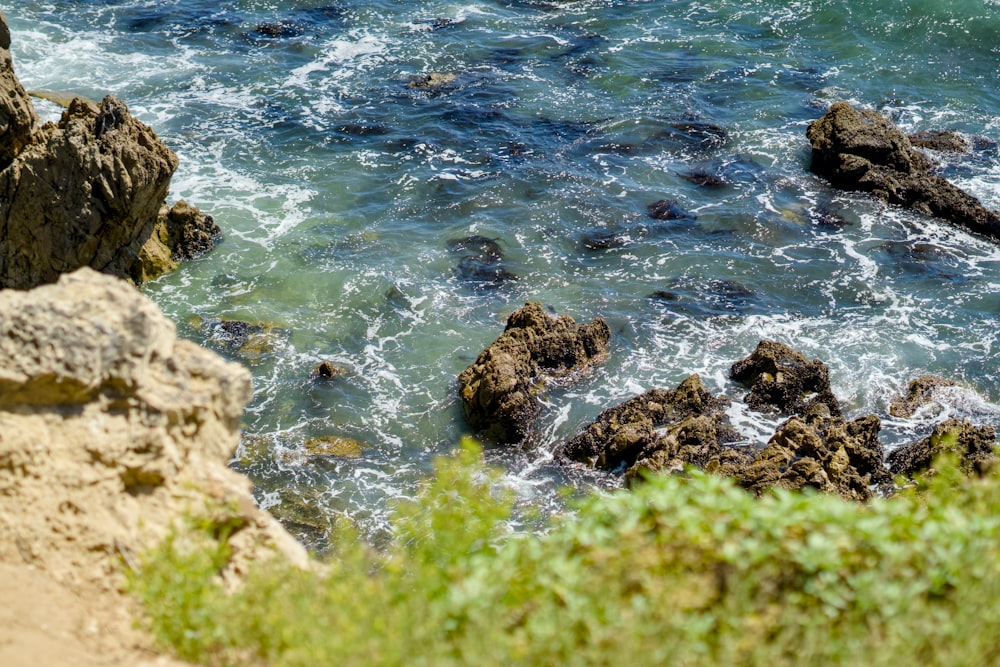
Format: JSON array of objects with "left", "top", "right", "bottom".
[{"left": 4, "top": 0, "right": 999, "bottom": 548}]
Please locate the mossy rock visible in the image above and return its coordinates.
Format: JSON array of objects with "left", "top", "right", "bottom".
[{"left": 303, "top": 435, "right": 366, "bottom": 459}]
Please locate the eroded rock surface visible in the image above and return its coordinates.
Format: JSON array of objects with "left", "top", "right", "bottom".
[
  {"left": 561, "top": 374, "right": 736, "bottom": 472},
  {"left": 886, "top": 418, "right": 997, "bottom": 477},
  {"left": 739, "top": 413, "right": 888, "bottom": 501},
  {"left": 0, "top": 13, "right": 218, "bottom": 289},
  {"left": 807, "top": 102, "right": 1000, "bottom": 239},
  {"left": 458, "top": 302, "right": 610, "bottom": 444},
  {"left": 730, "top": 339, "right": 842, "bottom": 418},
  {"left": 0, "top": 268, "right": 307, "bottom": 590}
]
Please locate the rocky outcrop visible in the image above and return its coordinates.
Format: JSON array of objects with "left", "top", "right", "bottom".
[
  {"left": 886, "top": 418, "right": 997, "bottom": 477},
  {"left": 0, "top": 12, "right": 218, "bottom": 289},
  {"left": 739, "top": 413, "right": 888, "bottom": 501},
  {"left": 0, "top": 268, "right": 307, "bottom": 591},
  {"left": 458, "top": 302, "right": 611, "bottom": 444},
  {"left": 730, "top": 339, "right": 842, "bottom": 418},
  {"left": 0, "top": 13, "right": 37, "bottom": 170},
  {"left": 561, "top": 374, "right": 736, "bottom": 471},
  {"left": 889, "top": 375, "right": 959, "bottom": 418},
  {"left": 807, "top": 102, "right": 1000, "bottom": 240}
]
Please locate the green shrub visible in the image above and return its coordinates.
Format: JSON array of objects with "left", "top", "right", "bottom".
[{"left": 129, "top": 444, "right": 1000, "bottom": 667}]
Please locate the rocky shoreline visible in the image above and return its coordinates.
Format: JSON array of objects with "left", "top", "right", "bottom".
[{"left": 459, "top": 302, "right": 997, "bottom": 500}]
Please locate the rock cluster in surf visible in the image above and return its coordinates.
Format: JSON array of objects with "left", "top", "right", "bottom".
[
  {"left": 459, "top": 308, "right": 996, "bottom": 500},
  {"left": 0, "top": 12, "right": 219, "bottom": 290}
]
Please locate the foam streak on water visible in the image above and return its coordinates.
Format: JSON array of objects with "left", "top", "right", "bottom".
[{"left": 3, "top": 0, "right": 999, "bottom": 549}]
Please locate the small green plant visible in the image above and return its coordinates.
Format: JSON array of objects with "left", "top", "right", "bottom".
[{"left": 130, "top": 443, "right": 1000, "bottom": 667}]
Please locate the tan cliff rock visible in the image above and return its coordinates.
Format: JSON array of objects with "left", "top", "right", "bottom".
[
  {"left": 0, "top": 11, "right": 219, "bottom": 290},
  {"left": 0, "top": 268, "right": 308, "bottom": 665}
]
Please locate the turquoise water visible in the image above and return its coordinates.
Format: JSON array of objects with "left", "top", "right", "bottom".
[{"left": 4, "top": 1, "right": 999, "bottom": 547}]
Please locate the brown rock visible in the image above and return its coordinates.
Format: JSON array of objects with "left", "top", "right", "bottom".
[
  {"left": 908, "top": 130, "right": 969, "bottom": 153},
  {"left": 730, "top": 339, "right": 842, "bottom": 418},
  {"left": 562, "top": 374, "right": 733, "bottom": 470},
  {"left": 739, "top": 412, "right": 887, "bottom": 501},
  {"left": 0, "top": 13, "right": 37, "bottom": 170},
  {"left": 807, "top": 102, "right": 1000, "bottom": 240},
  {"left": 886, "top": 418, "right": 997, "bottom": 477},
  {"left": 889, "top": 375, "right": 959, "bottom": 418},
  {"left": 458, "top": 302, "right": 611, "bottom": 444}
]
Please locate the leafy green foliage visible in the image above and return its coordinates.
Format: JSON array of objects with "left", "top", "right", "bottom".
[{"left": 130, "top": 443, "right": 1000, "bottom": 667}]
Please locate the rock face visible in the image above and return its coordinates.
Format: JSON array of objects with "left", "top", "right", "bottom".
[
  {"left": 739, "top": 413, "right": 889, "bottom": 501},
  {"left": 0, "top": 13, "right": 37, "bottom": 171},
  {"left": 0, "top": 12, "right": 218, "bottom": 289},
  {"left": 886, "top": 418, "right": 997, "bottom": 477},
  {"left": 0, "top": 268, "right": 307, "bottom": 590},
  {"left": 730, "top": 339, "right": 842, "bottom": 418},
  {"left": 458, "top": 302, "right": 611, "bottom": 444},
  {"left": 561, "top": 374, "right": 737, "bottom": 472},
  {"left": 807, "top": 102, "right": 1000, "bottom": 240}
]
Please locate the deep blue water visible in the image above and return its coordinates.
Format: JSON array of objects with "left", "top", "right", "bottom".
[{"left": 3, "top": 0, "right": 999, "bottom": 547}]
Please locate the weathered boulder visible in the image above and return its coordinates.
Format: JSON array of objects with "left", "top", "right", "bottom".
[
  {"left": 739, "top": 413, "right": 888, "bottom": 501},
  {"left": 0, "top": 12, "right": 37, "bottom": 170},
  {"left": 886, "top": 418, "right": 997, "bottom": 477},
  {"left": 561, "top": 374, "right": 734, "bottom": 470},
  {"left": 458, "top": 302, "right": 611, "bottom": 444},
  {"left": 908, "top": 130, "right": 968, "bottom": 153},
  {"left": 0, "top": 268, "right": 307, "bottom": 590},
  {"left": 807, "top": 102, "right": 1000, "bottom": 240},
  {"left": 889, "top": 374, "right": 959, "bottom": 419},
  {"left": 0, "top": 13, "right": 219, "bottom": 288},
  {"left": 730, "top": 339, "right": 842, "bottom": 418},
  {"left": 624, "top": 414, "right": 752, "bottom": 485}
]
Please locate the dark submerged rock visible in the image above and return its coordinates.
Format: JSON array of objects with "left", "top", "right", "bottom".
[
  {"left": 448, "top": 235, "right": 517, "bottom": 290},
  {"left": 886, "top": 418, "right": 997, "bottom": 476},
  {"left": 889, "top": 375, "right": 960, "bottom": 418},
  {"left": 458, "top": 302, "right": 611, "bottom": 445},
  {"left": 682, "top": 167, "right": 727, "bottom": 188},
  {"left": 730, "top": 340, "right": 842, "bottom": 418},
  {"left": 739, "top": 412, "right": 888, "bottom": 501},
  {"left": 807, "top": 102, "right": 1000, "bottom": 240},
  {"left": 311, "top": 360, "right": 347, "bottom": 381},
  {"left": 647, "top": 199, "right": 696, "bottom": 221}
]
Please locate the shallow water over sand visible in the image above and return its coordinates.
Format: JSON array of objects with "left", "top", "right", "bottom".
[{"left": 4, "top": 0, "right": 999, "bottom": 547}]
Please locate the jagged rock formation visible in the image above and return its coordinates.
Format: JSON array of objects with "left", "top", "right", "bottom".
[
  {"left": 560, "top": 374, "right": 738, "bottom": 472},
  {"left": 807, "top": 101, "right": 1000, "bottom": 240},
  {"left": 889, "top": 375, "right": 960, "bottom": 419},
  {"left": 730, "top": 339, "right": 842, "bottom": 418},
  {"left": 458, "top": 302, "right": 611, "bottom": 444},
  {"left": 739, "top": 413, "right": 889, "bottom": 501},
  {"left": 0, "top": 12, "right": 218, "bottom": 289},
  {"left": 0, "top": 268, "right": 307, "bottom": 591},
  {"left": 886, "top": 418, "right": 997, "bottom": 477}
]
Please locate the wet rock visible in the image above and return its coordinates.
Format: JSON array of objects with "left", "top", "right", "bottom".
[
  {"left": 889, "top": 375, "right": 960, "bottom": 418},
  {"left": 730, "top": 340, "right": 842, "bottom": 418},
  {"left": 908, "top": 130, "right": 968, "bottom": 153},
  {"left": 458, "top": 302, "right": 611, "bottom": 444},
  {"left": 625, "top": 415, "right": 754, "bottom": 485},
  {"left": 254, "top": 21, "right": 302, "bottom": 38},
  {"left": 303, "top": 435, "right": 365, "bottom": 459},
  {"left": 581, "top": 229, "right": 629, "bottom": 251},
  {"left": 666, "top": 121, "right": 729, "bottom": 150},
  {"left": 0, "top": 13, "right": 37, "bottom": 170},
  {"left": 561, "top": 374, "right": 736, "bottom": 471},
  {"left": 886, "top": 418, "right": 997, "bottom": 477},
  {"left": 311, "top": 360, "right": 348, "bottom": 381},
  {"left": 647, "top": 199, "right": 697, "bottom": 221},
  {"left": 739, "top": 413, "right": 888, "bottom": 501},
  {"left": 807, "top": 102, "right": 1000, "bottom": 240},
  {"left": 682, "top": 167, "right": 727, "bottom": 188},
  {"left": 407, "top": 72, "right": 458, "bottom": 89},
  {"left": 649, "top": 278, "right": 760, "bottom": 319},
  {"left": 448, "top": 235, "right": 517, "bottom": 290},
  {"left": 194, "top": 316, "right": 281, "bottom": 364}
]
